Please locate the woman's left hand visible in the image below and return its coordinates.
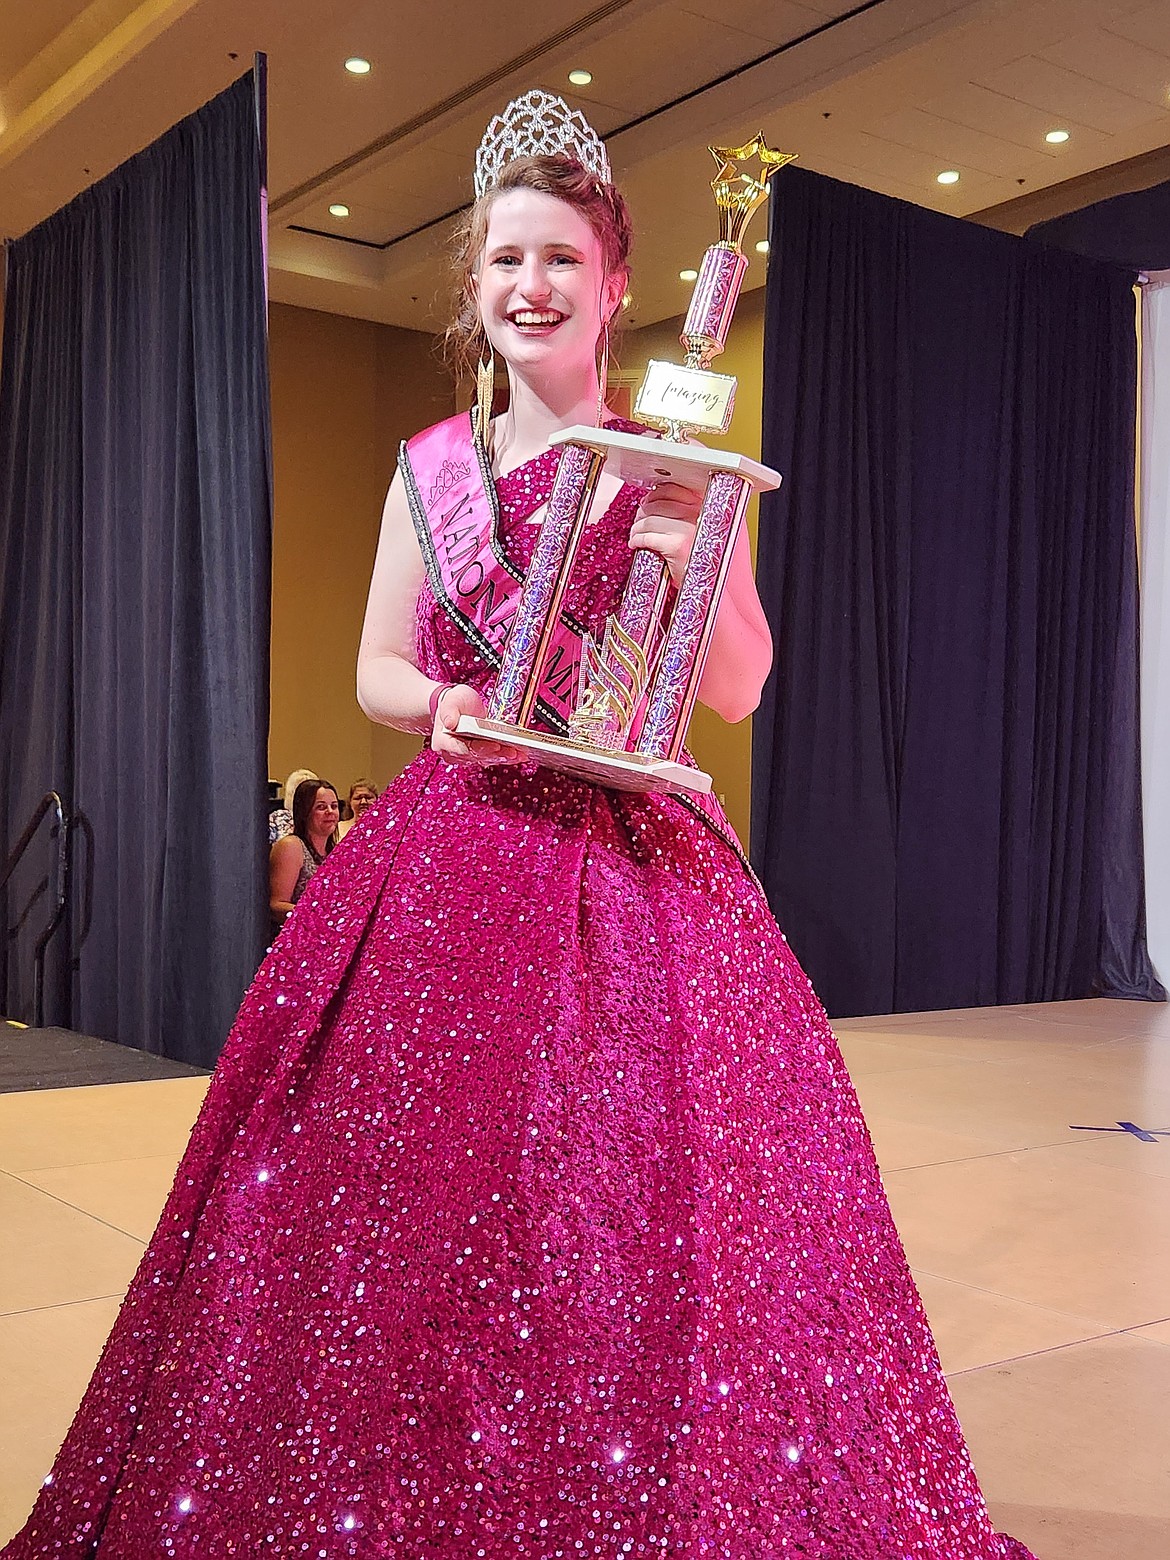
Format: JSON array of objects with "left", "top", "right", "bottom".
[{"left": 628, "top": 480, "right": 704, "bottom": 586}]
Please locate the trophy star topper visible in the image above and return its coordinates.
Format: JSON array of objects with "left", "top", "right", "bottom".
[
  {"left": 708, "top": 132, "right": 797, "bottom": 251},
  {"left": 475, "top": 89, "right": 612, "bottom": 198}
]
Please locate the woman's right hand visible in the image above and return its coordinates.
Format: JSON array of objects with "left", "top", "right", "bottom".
[{"left": 431, "top": 683, "right": 522, "bottom": 766}]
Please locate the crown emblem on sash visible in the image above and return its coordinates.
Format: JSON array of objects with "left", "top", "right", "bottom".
[{"left": 428, "top": 458, "right": 472, "bottom": 507}]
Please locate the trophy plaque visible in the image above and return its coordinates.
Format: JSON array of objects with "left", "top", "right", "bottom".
[{"left": 458, "top": 134, "right": 794, "bottom": 797}]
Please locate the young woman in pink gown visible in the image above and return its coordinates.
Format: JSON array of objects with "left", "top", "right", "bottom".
[{"left": 3, "top": 99, "right": 1038, "bottom": 1560}]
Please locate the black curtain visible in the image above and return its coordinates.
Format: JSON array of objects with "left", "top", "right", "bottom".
[
  {"left": 1028, "top": 177, "right": 1170, "bottom": 272},
  {"left": 751, "top": 165, "right": 1161, "bottom": 1018},
  {"left": 0, "top": 67, "right": 272, "bottom": 1066}
]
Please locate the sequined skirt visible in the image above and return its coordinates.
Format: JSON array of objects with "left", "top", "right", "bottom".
[{"left": 3, "top": 754, "right": 1037, "bottom": 1558}]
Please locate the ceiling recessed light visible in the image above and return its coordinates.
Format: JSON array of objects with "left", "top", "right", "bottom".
[
  {"left": 755, "top": 239, "right": 769, "bottom": 254},
  {"left": 679, "top": 268, "right": 699, "bottom": 282},
  {"left": 344, "top": 57, "right": 371, "bottom": 75},
  {"left": 329, "top": 203, "right": 350, "bottom": 218},
  {"left": 568, "top": 69, "right": 593, "bottom": 87},
  {"left": 936, "top": 169, "right": 960, "bottom": 185},
  {"left": 1045, "top": 128, "right": 1070, "bottom": 144}
]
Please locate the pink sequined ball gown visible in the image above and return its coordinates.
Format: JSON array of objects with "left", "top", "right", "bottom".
[{"left": 3, "top": 442, "right": 1038, "bottom": 1558}]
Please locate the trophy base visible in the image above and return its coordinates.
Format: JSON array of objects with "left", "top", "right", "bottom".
[
  {"left": 455, "top": 717, "right": 713, "bottom": 797},
  {"left": 549, "top": 425, "right": 781, "bottom": 493}
]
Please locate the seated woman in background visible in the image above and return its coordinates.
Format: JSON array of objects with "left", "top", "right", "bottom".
[
  {"left": 267, "top": 777, "right": 339, "bottom": 926},
  {"left": 267, "top": 765, "right": 318, "bottom": 846},
  {"left": 337, "top": 778, "right": 379, "bottom": 840}
]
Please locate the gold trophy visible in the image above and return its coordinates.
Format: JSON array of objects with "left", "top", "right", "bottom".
[{"left": 458, "top": 135, "right": 795, "bottom": 796}]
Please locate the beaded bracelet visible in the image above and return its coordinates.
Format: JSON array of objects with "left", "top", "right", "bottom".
[{"left": 428, "top": 682, "right": 457, "bottom": 727}]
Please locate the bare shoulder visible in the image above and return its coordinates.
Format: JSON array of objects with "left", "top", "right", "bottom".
[
  {"left": 381, "top": 464, "right": 413, "bottom": 521},
  {"left": 359, "top": 463, "right": 428, "bottom": 671}
]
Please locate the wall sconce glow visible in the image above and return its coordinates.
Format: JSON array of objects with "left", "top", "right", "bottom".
[
  {"left": 679, "top": 268, "right": 699, "bottom": 282},
  {"left": 329, "top": 204, "right": 350, "bottom": 218},
  {"left": 936, "top": 169, "right": 960, "bottom": 185},
  {"left": 344, "top": 57, "right": 372, "bottom": 75},
  {"left": 754, "top": 240, "right": 769, "bottom": 254},
  {"left": 1045, "top": 129, "right": 1070, "bottom": 144},
  {"left": 568, "top": 69, "right": 593, "bottom": 86}
]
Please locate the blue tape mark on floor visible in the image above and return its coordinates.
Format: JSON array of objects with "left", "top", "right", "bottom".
[{"left": 1069, "top": 1122, "right": 1170, "bottom": 1142}]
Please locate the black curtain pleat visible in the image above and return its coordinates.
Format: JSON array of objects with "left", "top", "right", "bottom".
[
  {"left": 751, "top": 165, "right": 1161, "bottom": 1018},
  {"left": 0, "top": 68, "right": 272, "bottom": 1065}
]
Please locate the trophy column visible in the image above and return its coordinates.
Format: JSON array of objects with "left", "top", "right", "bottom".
[
  {"left": 490, "top": 439, "right": 605, "bottom": 726},
  {"left": 615, "top": 550, "right": 670, "bottom": 659},
  {"left": 635, "top": 469, "right": 752, "bottom": 762}
]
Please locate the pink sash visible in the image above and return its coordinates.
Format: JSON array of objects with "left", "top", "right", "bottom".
[{"left": 400, "top": 412, "right": 591, "bottom": 733}]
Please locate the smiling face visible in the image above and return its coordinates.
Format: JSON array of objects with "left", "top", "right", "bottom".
[
  {"left": 308, "top": 787, "right": 339, "bottom": 838},
  {"left": 474, "top": 188, "right": 626, "bottom": 383}
]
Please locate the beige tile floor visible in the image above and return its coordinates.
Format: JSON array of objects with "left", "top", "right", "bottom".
[{"left": 1, "top": 999, "right": 1168, "bottom": 1554}]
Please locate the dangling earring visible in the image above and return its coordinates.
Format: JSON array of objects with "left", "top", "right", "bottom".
[
  {"left": 475, "top": 340, "right": 495, "bottom": 451},
  {"left": 595, "top": 316, "right": 611, "bottom": 428}
]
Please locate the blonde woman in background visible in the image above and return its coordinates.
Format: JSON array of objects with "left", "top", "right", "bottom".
[{"left": 337, "top": 778, "right": 379, "bottom": 841}]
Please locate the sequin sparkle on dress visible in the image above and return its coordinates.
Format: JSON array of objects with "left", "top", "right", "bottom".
[{"left": 1, "top": 441, "right": 1037, "bottom": 1559}]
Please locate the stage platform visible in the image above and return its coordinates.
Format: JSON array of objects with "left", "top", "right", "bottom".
[
  {"left": 1, "top": 997, "right": 1167, "bottom": 1556},
  {"left": 1, "top": 1019, "right": 208, "bottom": 1093}
]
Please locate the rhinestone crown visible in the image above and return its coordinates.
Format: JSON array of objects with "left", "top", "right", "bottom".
[{"left": 474, "top": 89, "right": 611, "bottom": 198}]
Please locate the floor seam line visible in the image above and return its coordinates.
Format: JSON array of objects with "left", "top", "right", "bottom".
[
  {"left": 0, "top": 1293, "right": 127, "bottom": 1320},
  {"left": 1, "top": 1170, "right": 151, "bottom": 1246},
  {"left": 943, "top": 1326, "right": 1135, "bottom": 1378}
]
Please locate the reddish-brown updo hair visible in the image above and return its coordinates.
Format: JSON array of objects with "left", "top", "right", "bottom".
[{"left": 444, "top": 155, "right": 633, "bottom": 382}]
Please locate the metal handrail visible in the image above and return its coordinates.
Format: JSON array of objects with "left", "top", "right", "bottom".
[{"left": 1, "top": 791, "right": 69, "bottom": 1027}]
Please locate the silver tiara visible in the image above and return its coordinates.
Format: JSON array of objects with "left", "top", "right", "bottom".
[{"left": 474, "top": 89, "right": 611, "bottom": 198}]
